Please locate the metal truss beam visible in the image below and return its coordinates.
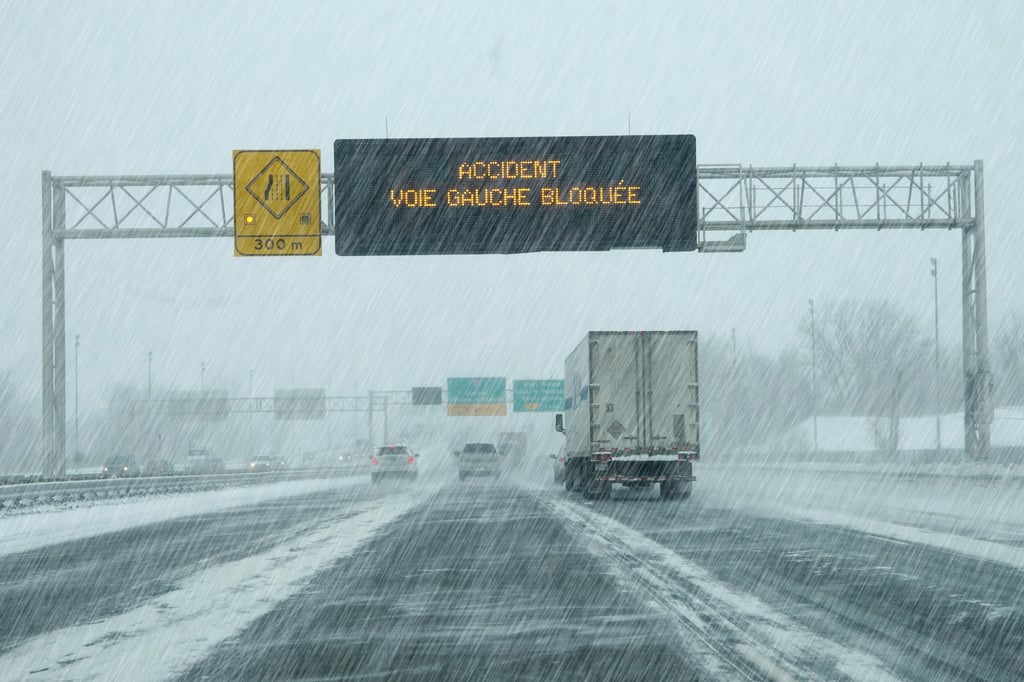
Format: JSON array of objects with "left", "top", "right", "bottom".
[
  {"left": 48, "top": 165, "right": 973, "bottom": 238},
  {"left": 130, "top": 395, "right": 410, "bottom": 416},
  {"left": 41, "top": 163, "right": 993, "bottom": 478},
  {"left": 697, "top": 164, "right": 974, "bottom": 239}
]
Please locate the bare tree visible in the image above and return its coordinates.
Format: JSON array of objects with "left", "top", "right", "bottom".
[
  {"left": 700, "top": 335, "right": 808, "bottom": 456},
  {"left": 994, "top": 311, "right": 1024, "bottom": 406},
  {"left": 803, "top": 299, "right": 931, "bottom": 419},
  {"left": 0, "top": 373, "right": 39, "bottom": 474}
]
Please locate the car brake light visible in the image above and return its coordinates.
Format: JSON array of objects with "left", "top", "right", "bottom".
[
  {"left": 408, "top": 456, "right": 415, "bottom": 464},
  {"left": 371, "top": 457, "right": 378, "bottom": 465}
]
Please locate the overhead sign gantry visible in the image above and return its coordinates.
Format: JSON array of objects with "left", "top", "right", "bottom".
[{"left": 40, "top": 156, "right": 992, "bottom": 478}]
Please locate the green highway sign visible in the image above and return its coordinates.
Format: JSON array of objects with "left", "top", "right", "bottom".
[
  {"left": 513, "top": 379, "right": 565, "bottom": 412},
  {"left": 447, "top": 377, "right": 506, "bottom": 416}
]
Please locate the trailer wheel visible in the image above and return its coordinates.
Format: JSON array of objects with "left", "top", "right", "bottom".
[
  {"left": 583, "top": 477, "right": 611, "bottom": 500},
  {"left": 660, "top": 481, "right": 677, "bottom": 499},
  {"left": 566, "top": 462, "right": 580, "bottom": 492}
]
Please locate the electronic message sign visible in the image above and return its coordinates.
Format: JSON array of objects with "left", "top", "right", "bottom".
[{"left": 334, "top": 135, "right": 697, "bottom": 256}]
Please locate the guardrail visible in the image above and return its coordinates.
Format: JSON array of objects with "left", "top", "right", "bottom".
[{"left": 0, "top": 466, "right": 363, "bottom": 511}]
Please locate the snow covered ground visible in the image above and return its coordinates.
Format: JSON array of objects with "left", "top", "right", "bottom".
[
  {"left": 0, "top": 476, "right": 366, "bottom": 558},
  {"left": 777, "top": 409, "right": 1024, "bottom": 454},
  {"left": 699, "top": 461, "right": 1024, "bottom": 571},
  {"left": 0, "top": 492, "right": 419, "bottom": 681}
]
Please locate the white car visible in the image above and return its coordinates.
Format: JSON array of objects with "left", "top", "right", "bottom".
[
  {"left": 550, "top": 448, "right": 567, "bottom": 484},
  {"left": 370, "top": 445, "right": 419, "bottom": 483},
  {"left": 455, "top": 442, "right": 501, "bottom": 481}
]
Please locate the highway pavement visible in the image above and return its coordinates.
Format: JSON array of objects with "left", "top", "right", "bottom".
[{"left": 1, "top": 475, "right": 1021, "bottom": 680}]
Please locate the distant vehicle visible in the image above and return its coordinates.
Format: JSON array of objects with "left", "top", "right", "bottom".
[
  {"left": 186, "top": 450, "right": 225, "bottom": 474},
  {"left": 248, "top": 455, "right": 276, "bottom": 473},
  {"left": 454, "top": 442, "right": 501, "bottom": 480},
  {"left": 370, "top": 444, "right": 419, "bottom": 483},
  {"left": 550, "top": 448, "right": 567, "bottom": 484},
  {"left": 497, "top": 432, "right": 528, "bottom": 459},
  {"left": 144, "top": 459, "right": 175, "bottom": 476},
  {"left": 336, "top": 451, "right": 359, "bottom": 466},
  {"left": 103, "top": 456, "right": 141, "bottom": 478},
  {"left": 557, "top": 331, "right": 699, "bottom": 500}
]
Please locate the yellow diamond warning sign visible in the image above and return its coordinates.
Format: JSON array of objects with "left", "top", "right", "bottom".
[
  {"left": 246, "top": 157, "right": 310, "bottom": 219},
  {"left": 233, "top": 149, "right": 321, "bottom": 257}
]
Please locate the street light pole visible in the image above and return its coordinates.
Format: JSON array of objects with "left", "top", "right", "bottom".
[
  {"left": 368, "top": 390, "right": 375, "bottom": 446},
  {"left": 74, "top": 335, "right": 80, "bottom": 464},
  {"left": 931, "top": 258, "right": 941, "bottom": 454},
  {"left": 248, "top": 369, "right": 254, "bottom": 455},
  {"left": 809, "top": 300, "right": 818, "bottom": 454},
  {"left": 201, "top": 362, "right": 205, "bottom": 391},
  {"left": 147, "top": 351, "right": 152, "bottom": 401}
]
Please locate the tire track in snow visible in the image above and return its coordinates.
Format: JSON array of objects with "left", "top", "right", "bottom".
[{"left": 541, "top": 495, "right": 901, "bottom": 681}]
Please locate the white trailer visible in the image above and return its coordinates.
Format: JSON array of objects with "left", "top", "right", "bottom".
[{"left": 557, "top": 331, "right": 699, "bottom": 499}]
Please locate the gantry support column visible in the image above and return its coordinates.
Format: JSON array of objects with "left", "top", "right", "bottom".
[
  {"left": 963, "top": 160, "right": 992, "bottom": 460},
  {"left": 41, "top": 172, "right": 67, "bottom": 479}
]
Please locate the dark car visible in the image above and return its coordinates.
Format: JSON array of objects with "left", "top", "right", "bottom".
[
  {"left": 248, "top": 455, "right": 273, "bottom": 472},
  {"left": 144, "top": 459, "right": 175, "bottom": 476},
  {"left": 103, "top": 456, "right": 141, "bottom": 478},
  {"left": 186, "top": 452, "right": 225, "bottom": 474},
  {"left": 248, "top": 455, "right": 287, "bottom": 473},
  {"left": 336, "top": 451, "right": 360, "bottom": 467}
]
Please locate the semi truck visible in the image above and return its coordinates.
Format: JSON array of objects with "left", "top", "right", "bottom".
[{"left": 556, "top": 331, "right": 699, "bottom": 500}]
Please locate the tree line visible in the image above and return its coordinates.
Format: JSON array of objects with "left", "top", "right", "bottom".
[
  {"left": 701, "top": 301, "right": 1024, "bottom": 455},
  {"left": 2, "top": 302, "right": 1024, "bottom": 472}
]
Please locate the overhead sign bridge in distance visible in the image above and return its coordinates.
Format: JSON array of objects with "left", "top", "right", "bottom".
[
  {"left": 273, "top": 388, "right": 327, "bottom": 420},
  {"left": 334, "top": 135, "right": 697, "bottom": 256}
]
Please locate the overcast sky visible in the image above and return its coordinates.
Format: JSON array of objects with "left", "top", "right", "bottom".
[{"left": 1, "top": 1, "right": 1022, "bottom": 421}]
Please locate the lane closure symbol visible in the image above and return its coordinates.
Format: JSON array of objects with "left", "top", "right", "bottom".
[{"left": 245, "top": 156, "right": 309, "bottom": 219}]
